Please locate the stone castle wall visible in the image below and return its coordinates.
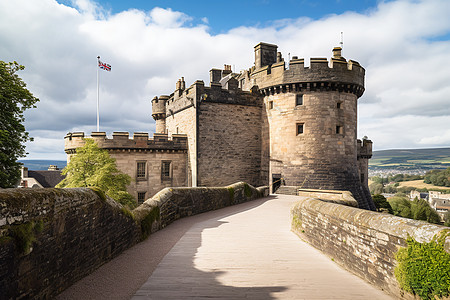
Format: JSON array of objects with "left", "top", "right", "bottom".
[
  {"left": 165, "top": 106, "right": 197, "bottom": 186},
  {"left": 149, "top": 42, "right": 374, "bottom": 209},
  {"left": 161, "top": 76, "right": 264, "bottom": 188},
  {"left": 0, "top": 188, "right": 140, "bottom": 299},
  {"left": 197, "top": 102, "right": 263, "bottom": 187},
  {"left": 64, "top": 132, "right": 188, "bottom": 200},
  {"left": 264, "top": 89, "right": 374, "bottom": 209},
  {"left": 291, "top": 195, "right": 450, "bottom": 299},
  {"left": 239, "top": 43, "right": 374, "bottom": 209}
]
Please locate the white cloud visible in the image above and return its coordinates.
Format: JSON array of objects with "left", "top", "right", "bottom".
[{"left": 1, "top": 0, "right": 449, "bottom": 160}]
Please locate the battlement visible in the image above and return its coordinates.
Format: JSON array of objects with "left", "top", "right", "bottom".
[
  {"left": 151, "top": 95, "right": 169, "bottom": 119},
  {"left": 162, "top": 75, "right": 261, "bottom": 118},
  {"left": 247, "top": 45, "right": 365, "bottom": 98},
  {"left": 357, "top": 138, "right": 373, "bottom": 159},
  {"left": 64, "top": 132, "right": 187, "bottom": 154}
]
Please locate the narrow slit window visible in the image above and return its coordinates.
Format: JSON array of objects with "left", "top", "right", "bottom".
[
  {"left": 269, "top": 101, "right": 273, "bottom": 109},
  {"left": 297, "top": 123, "right": 304, "bottom": 135},
  {"left": 161, "top": 161, "right": 172, "bottom": 179},
  {"left": 337, "top": 102, "right": 342, "bottom": 109},
  {"left": 336, "top": 125, "right": 343, "bottom": 134},
  {"left": 296, "top": 94, "right": 303, "bottom": 106}
]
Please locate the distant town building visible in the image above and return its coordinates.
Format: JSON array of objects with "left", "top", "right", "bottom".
[
  {"left": 428, "top": 191, "right": 450, "bottom": 222},
  {"left": 19, "top": 165, "right": 65, "bottom": 188},
  {"left": 409, "top": 190, "right": 429, "bottom": 201}
]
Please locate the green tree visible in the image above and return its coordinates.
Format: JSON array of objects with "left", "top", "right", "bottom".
[
  {"left": 57, "top": 139, "right": 136, "bottom": 208},
  {"left": 388, "top": 195, "right": 413, "bottom": 218},
  {"left": 444, "top": 211, "right": 450, "bottom": 227},
  {"left": 388, "top": 194, "right": 441, "bottom": 225},
  {"left": 424, "top": 168, "right": 450, "bottom": 187},
  {"left": 372, "top": 194, "right": 394, "bottom": 214},
  {"left": 411, "top": 198, "right": 440, "bottom": 224},
  {"left": 0, "top": 61, "right": 39, "bottom": 188},
  {"left": 369, "top": 182, "right": 383, "bottom": 195}
]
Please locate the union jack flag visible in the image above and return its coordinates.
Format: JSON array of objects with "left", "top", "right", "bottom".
[{"left": 98, "top": 60, "right": 111, "bottom": 71}]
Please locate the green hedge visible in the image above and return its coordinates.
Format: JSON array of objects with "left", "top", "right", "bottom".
[{"left": 395, "top": 231, "right": 450, "bottom": 299}]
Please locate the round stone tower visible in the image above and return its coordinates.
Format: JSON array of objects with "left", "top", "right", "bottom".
[
  {"left": 151, "top": 95, "right": 168, "bottom": 134},
  {"left": 250, "top": 43, "right": 374, "bottom": 210}
]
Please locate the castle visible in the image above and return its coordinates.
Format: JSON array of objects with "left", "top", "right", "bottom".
[{"left": 65, "top": 42, "right": 375, "bottom": 210}]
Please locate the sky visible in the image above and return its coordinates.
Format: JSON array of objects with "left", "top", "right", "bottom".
[{"left": 1, "top": 0, "right": 450, "bottom": 160}]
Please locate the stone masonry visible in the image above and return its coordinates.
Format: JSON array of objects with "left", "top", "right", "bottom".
[
  {"left": 64, "top": 42, "right": 374, "bottom": 209},
  {"left": 150, "top": 42, "right": 374, "bottom": 209},
  {"left": 64, "top": 132, "right": 188, "bottom": 202}
]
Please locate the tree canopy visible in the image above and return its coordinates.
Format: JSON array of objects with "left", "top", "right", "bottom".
[
  {"left": 424, "top": 168, "right": 450, "bottom": 187},
  {"left": 0, "top": 61, "right": 39, "bottom": 188},
  {"left": 57, "top": 139, "right": 136, "bottom": 208},
  {"left": 388, "top": 194, "right": 441, "bottom": 224},
  {"left": 372, "top": 194, "right": 393, "bottom": 214}
]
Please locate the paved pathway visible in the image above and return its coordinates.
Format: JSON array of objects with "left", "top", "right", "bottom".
[{"left": 132, "top": 195, "right": 393, "bottom": 299}]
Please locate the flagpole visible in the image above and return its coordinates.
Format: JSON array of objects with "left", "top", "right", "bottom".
[{"left": 97, "top": 56, "right": 100, "bottom": 132}]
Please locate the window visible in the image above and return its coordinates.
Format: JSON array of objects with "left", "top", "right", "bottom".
[
  {"left": 161, "top": 161, "right": 172, "bottom": 179},
  {"left": 137, "top": 192, "right": 146, "bottom": 204},
  {"left": 269, "top": 101, "right": 273, "bottom": 109},
  {"left": 297, "top": 123, "right": 304, "bottom": 135},
  {"left": 336, "top": 125, "right": 343, "bottom": 134},
  {"left": 337, "top": 102, "right": 342, "bottom": 109},
  {"left": 136, "top": 161, "right": 146, "bottom": 179},
  {"left": 296, "top": 94, "right": 303, "bottom": 106}
]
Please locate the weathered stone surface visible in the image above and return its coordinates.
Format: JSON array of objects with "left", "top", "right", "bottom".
[
  {"left": 0, "top": 188, "right": 140, "bottom": 300},
  {"left": 291, "top": 196, "right": 450, "bottom": 299},
  {"left": 64, "top": 133, "right": 188, "bottom": 200},
  {"left": 133, "top": 182, "right": 267, "bottom": 232},
  {"left": 0, "top": 183, "right": 267, "bottom": 299}
]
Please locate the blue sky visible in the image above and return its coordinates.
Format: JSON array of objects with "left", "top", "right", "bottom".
[
  {"left": 0, "top": 0, "right": 450, "bottom": 160},
  {"left": 60, "top": 0, "right": 384, "bottom": 33}
]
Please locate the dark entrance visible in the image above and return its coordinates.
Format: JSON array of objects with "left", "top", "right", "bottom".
[{"left": 272, "top": 173, "right": 282, "bottom": 193}]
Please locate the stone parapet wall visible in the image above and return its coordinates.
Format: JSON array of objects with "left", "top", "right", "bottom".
[
  {"left": 0, "top": 188, "right": 140, "bottom": 300},
  {"left": 291, "top": 196, "right": 450, "bottom": 299},
  {"left": 134, "top": 182, "right": 269, "bottom": 232},
  {"left": 0, "top": 183, "right": 267, "bottom": 299},
  {"left": 296, "top": 188, "right": 358, "bottom": 207},
  {"left": 249, "top": 57, "right": 365, "bottom": 97}
]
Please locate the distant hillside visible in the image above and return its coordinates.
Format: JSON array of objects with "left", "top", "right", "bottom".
[
  {"left": 19, "top": 160, "right": 67, "bottom": 171},
  {"left": 370, "top": 147, "right": 450, "bottom": 171}
]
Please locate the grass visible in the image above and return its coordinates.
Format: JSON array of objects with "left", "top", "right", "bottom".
[
  {"left": 369, "top": 148, "right": 450, "bottom": 171},
  {"left": 398, "top": 180, "right": 450, "bottom": 191}
]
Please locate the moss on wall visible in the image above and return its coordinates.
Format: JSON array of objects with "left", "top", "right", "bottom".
[
  {"left": 121, "top": 207, "right": 134, "bottom": 220},
  {"left": 88, "top": 186, "right": 107, "bottom": 202},
  {"left": 395, "top": 230, "right": 450, "bottom": 300},
  {"left": 140, "top": 206, "right": 160, "bottom": 239},
  {"left": 291, "top": 214, "right": 302, "bottom": 231},
  {"left": 244, "top": 183, "right": 252, "bottom": 198},
  {"left": 9, "top": 220, "right": 44, "bottom": 255},
  {"left": 228, "top": 187, "right": 235, "bottom": 204}
]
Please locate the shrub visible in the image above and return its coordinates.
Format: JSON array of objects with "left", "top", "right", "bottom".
[{"left": 395, "top": 232, "right": 450, "bottom": 299}]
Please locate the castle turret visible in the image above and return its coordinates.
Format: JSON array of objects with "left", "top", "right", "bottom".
[
  {"left": 152, "top": 95, "right": 168, "bottom": 134},
  {"left": 250, "top": 44, "right": 374, "bottom": 210}
]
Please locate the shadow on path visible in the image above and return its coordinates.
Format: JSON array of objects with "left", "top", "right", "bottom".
[
  {"left": 133, "top": 210, "right": 287, "bottom": 299},
  {"left": 58, "top": 197, "right": 279, "bottom": 300}
]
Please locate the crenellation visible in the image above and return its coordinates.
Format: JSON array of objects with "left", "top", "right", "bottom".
[
  {"left": 65, "top": 132, "right": 187, "bottom": 153},
  {"left": 63, "top": 41, "right": 374, "bottom": 209}
]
